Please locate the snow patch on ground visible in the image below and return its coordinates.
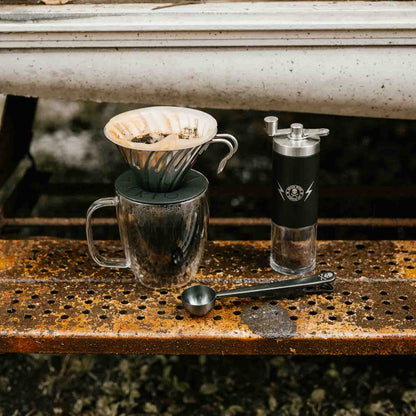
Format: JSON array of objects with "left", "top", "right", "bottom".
[
  {"left": 30, "top": 129, "right": 103, "bottom": 172},
  {"left": 36, "top": 99, "right": 84, "bottom": 127}
]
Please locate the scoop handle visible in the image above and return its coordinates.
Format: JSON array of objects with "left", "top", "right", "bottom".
[{"left": 215, "top": 271, "right": 335, "bottom": 299}]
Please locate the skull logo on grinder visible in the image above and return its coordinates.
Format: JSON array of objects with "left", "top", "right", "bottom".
[{"left": 285, "top": 185, "right": 304, "bottom": 202}]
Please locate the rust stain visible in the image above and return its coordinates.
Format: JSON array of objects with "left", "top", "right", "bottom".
[
  {"left": 0, "top": 238, "right": 414, "bottom": 354},
  {"left": 395, "top": 242, "right": 416, "bottom": 280},
  {"left": 0, "top": 254, "right": 15, "bottom": 272}
]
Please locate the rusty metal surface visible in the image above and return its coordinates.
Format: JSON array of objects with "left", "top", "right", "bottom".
[
  {"left": 0, "top": 238, "right": 415, "bottom": 355},
  {"left": 2, "top": 217, "right": 416, "bottom": 228}
]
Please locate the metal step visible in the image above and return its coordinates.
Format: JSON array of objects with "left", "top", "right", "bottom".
[{"left": 0, "top": 238, "right": 414, "bottom": 354}]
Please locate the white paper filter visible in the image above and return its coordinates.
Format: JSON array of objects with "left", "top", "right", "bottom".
[{"left": 104, "top": 106, "right": 218, "bottom": 151}]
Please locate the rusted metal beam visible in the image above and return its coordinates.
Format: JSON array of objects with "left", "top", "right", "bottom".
[
  {"left": 0, "top": 95, "right": 37, "bottom": 188},
  {"left": 1, "top": 217, "right": 416, "bottom": 228},
  {"left": 0, "top": 238, "right": 414, "bottom": 354},
  {"left": 0, "top": 156, "right": 32, "bottom": 210},
  {"left": 318, "top": 218, "right": 416, "bottom": 227},
  {"left": 38, "top": 183, "right": 416, "bottom": 199}
]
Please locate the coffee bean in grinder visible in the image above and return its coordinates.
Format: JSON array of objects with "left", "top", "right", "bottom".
[{"left": 264, "top": 117, "right": 329, "bottom": 275}]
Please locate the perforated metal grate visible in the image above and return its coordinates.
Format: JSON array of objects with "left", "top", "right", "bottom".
[{"left": 0, "top": 239, "right": 415, "bottom": 354}]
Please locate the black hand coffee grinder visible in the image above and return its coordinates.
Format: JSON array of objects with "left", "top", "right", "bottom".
[{"left": 265, "top": 116, "right": 329, "bottom": 275}]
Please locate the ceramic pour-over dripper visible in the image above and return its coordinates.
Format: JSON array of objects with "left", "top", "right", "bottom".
[{"left": 104, "top": 106, "right": 238, "bottom": 192}]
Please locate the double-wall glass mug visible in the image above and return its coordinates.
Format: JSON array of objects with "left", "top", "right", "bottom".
[{"left": 86, "top": 170, "right": 209, "bottom": 289}]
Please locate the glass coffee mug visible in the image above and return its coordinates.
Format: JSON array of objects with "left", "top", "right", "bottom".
[{"left": 86, "top": 170, "right": 208, "bottom": 288}]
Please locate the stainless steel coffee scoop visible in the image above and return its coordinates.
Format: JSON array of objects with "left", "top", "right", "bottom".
[{"left": 181, "top": 271, "right": 335, "bottom": 316}]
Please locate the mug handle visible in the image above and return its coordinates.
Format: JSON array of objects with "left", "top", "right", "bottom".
[
  {"left": 209, "top": 133, "right": 239, "bottom": 174},
  {"left": 86, "top": 197, "right": 129, "bottom": 268}
]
